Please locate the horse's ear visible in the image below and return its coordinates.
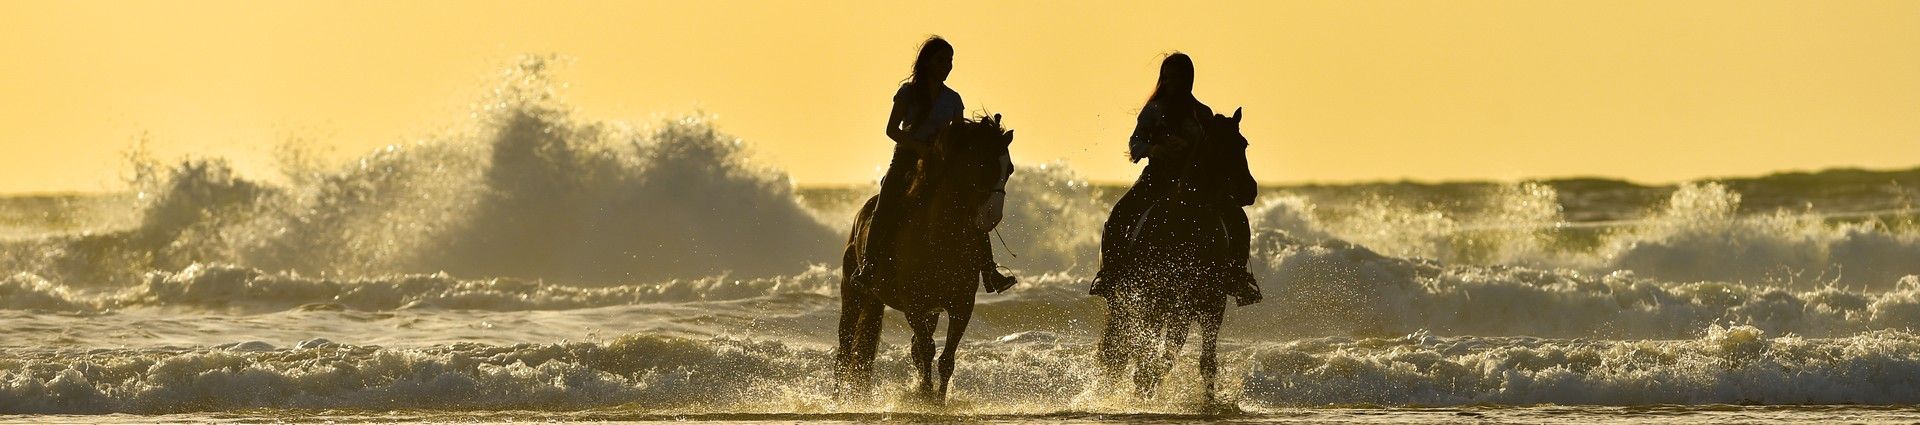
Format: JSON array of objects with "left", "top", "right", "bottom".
[
  {"left": 992, "top": 113, "right": 1003, "bottom": 127},
  {"left": 1232, "top": 107, "right": 1243, "bottom": 123},
  {"left": 1002, "top": 130, "right": 1014, "bottom": 146}
]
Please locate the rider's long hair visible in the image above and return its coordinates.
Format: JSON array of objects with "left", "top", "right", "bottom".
[
  {"left": 1145, "top": 52, "right": 1199, "bottom": 119},
  {"left": 902, "top": 36, "right": 954, "bottom": 121}
]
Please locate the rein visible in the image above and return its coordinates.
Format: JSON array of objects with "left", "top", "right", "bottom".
[{"left": 994, "top": 228, "right": 1019, "bottom": 259}]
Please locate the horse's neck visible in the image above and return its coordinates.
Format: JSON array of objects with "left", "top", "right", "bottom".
[
  {"left": 1140, "top": 154, "right": 1192, "bottom": 190},
  {"left": 904, "top": 182, "right": 971, "bottom": 228}
]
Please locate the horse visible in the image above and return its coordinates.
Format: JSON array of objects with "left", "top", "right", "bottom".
[
  {"left": 1096, "top": 107, "right": 1253, "bottom": 407},
  {"left": 835, "top": 114, "right": 1014, "bottom": 405}
]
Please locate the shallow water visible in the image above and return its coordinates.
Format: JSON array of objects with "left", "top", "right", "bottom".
[{"left": 10, "top": 406, "right": 1920, "bottom": 424}]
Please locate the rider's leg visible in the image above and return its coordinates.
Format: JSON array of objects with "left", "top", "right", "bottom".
[
  {"left": 1092, "top": 186, "right": 1151, "bottom": 297},
  {"left": 855, "top": 148, "right": 916, "bottom": 289},
  {"left": 977, "top": 231, "right": 1017, "bottom": 293},
  {"left": 1220, "top": 205, "right": 1261, "bottom": 305}
]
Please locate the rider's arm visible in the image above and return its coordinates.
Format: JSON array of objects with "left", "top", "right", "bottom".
[
  {"left": 913, "top": 89, "right": 962, "bottom": 144},
  {"left": 886, "top": 87, "right": 932, "bottom": 152},
  {"left": 1128, "top": 103, "right": 1165, "bottom": 163}
]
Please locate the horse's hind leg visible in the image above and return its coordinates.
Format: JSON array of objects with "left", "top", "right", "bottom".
[
  {"left": 834, "top": 286, "right": 859, "bottom": 395},
  {"left": 837, "top": 219, "right": 879, "bottom": 400},
  {"left": 935, "top": 303, "right": 973, "bottom": 402},
  {"left": 840, "top": 248, "right": 871, "bottom": 398},
  {"left": 836, "top": 284, "right": 884, "bottom": 399},
  {"left": 1197, "top": 296, "right": 1227, "bottom": 406},
  {"left": 906, "top": 310, "right": 940, "bottom": 401}
]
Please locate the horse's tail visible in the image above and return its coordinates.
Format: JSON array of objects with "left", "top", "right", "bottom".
[{"left": 845, "top": 196, "right": 878, "bottom": 271}]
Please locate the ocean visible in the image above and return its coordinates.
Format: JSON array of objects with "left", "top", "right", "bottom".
[{"left": 3, "top": 69, "right": 1920, "bottom": 423}]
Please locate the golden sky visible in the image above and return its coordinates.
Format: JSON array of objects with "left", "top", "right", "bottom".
[{"left": 2, "top": 0, "right": 1917, "bottom": 193}]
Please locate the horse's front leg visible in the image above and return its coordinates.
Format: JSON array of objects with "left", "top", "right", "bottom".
[
  {"left": 1097, "top": 296, "right": 1140, "bottom": 386},
  {"left": 906, "top": 310, "right": 940, "bottom": 401},
  {"left": 1197, "top": 296, "right": 1227, "bottom": 407},
  {"left": 1138, "top": 307, "right": 1190, "bottom": 399},
  {"left": 936, "top": 301, "right": 974, "bottom": 402}
]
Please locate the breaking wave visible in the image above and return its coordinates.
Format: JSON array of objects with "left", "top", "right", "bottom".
[
  {"left": 1250, "top": 181, "right": 1920, "bottom": 291},
  {"left": 7, "top": 251, "right": 1920, "bottom": 341},
  {"left": 1, "top": 58, "right": 841, "bottom": 287}
]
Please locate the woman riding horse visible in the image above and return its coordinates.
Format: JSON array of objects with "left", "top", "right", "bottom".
[
  {"left": 1093, "top": 53, "right": 1259, "bottom": 304},
  {"left": 834, "top": 36, "right": 1019, "bottom": 405},
  {"left": 836, "top": 114, "right": 1016, "bottom": 404},
  {"left": 854, "top": 36, "right": 1016, "bottom": 294},
  {"left": 1091, "top": 53, "right": 1260, "bottom": 407}
]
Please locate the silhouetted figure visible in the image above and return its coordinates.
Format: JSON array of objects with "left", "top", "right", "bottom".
[
  {"left": 1089, "top": 53, "right": 1258, "bottom": 407},
  {"left": 1092, "top": 53, "right": 1259, "bottom": 303},
  {"left": 837, "top": 114, "right": 1017, "bottom": 405},
  {"left": 854, "top": 36, "right": 1016, "bottom": 294}
]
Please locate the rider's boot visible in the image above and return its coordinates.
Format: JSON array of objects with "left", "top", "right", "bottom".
[
  {"left": 981, "top": 260, "right": 1017, "bottom": 293},
  {"left": 1090, "top": 253, "right": 1128, "bottom": 299},
  {"left": 852, "top": 250, "right": 894, "bottom": 295},
  {"left": 1221, "top": 267, "right": 1261, "bottom": 306},
  {"left": 1220, "top": 205, "right": 1259, "bottom": 306}
]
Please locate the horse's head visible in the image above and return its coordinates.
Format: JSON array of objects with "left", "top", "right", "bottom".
[
  {"left": 1196, "top": 107, "right": 1256, "bottom": 206},
  {"left": 1204, "top": 107, "right": 1247, "bottom": 150},
  {"left": 1162, "top": 107, "right": 1254, "bottom": 207},
  {"left": 910, "top": 113, "right": 1014, "bottom": 210}
]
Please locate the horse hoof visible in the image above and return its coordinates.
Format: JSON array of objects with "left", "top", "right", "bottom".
[
  {"left": 898, "top": 391, "right": 945, "bottom": 410},
  {"left": 1202, "top": 398, "right": 1244, "bottom": 415}
]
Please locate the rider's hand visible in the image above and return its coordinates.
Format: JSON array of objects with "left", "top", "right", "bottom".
[
  {"left": 905, "top": 138, "right": 933, "bottom": 153},
  {"left": 976, "top": 191, "right": 1005, "bottom": 231}
]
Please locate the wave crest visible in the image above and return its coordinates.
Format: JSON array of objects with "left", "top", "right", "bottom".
[{"left": 4, "top": 58, "right": 839, "bottom": 286}]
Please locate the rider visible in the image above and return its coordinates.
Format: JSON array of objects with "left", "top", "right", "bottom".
[
  {"left": 854, "top": 36, "right": 1017, "bottom": 293},
  {"left": 1091, "top": 53, "right": 1260, "bottom": 304}
]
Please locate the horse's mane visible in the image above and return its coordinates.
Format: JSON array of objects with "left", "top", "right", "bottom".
[{"left": 905, "top": 114, "right": 1011, "bottom": 198}]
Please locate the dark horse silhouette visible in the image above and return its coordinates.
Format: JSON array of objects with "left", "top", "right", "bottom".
[
  {"left": 836, "top": 114, "right": 1014, "bottom": 404},
  {"left": 1097, "top": 107, "right": 1253, "bottom": 406}
]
